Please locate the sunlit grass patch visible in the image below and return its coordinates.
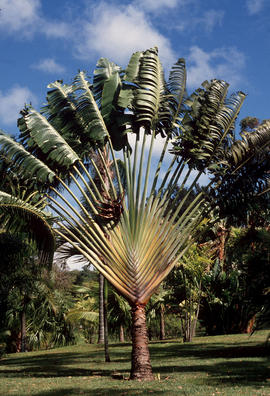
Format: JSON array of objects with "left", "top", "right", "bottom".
[{"left": 0, "top": 330, "right": 269, "bottom": 396}]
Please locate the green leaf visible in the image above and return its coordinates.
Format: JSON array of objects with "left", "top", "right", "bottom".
[
  {"left": 73, "top": 71, "right": 109, "bottom": 146},
  {"left": 0, "top": 192, "right": 55, "bottom": 266},
  {"left": 22, "top": 108, "right": 80, "bottom": 169},
  {"left": 0, "top": 131, "right": 56, "bottom": 184}
]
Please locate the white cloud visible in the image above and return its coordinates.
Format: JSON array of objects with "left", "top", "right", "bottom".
[
  {"left": 199, "top": 10, "right": 224, "bottom": 32},
  {"left": 0, "top": 85, "right": 37, "bottom": 125},
  {"left": 0, "top": 0, "right": 70, "bottom": 38},
  {"left": 0, "top": 0, "right": 40, "bottom": 36},
  {"left": 187, "top": 46, "right": 245, "bottom": 88},
  {"left": 136, "top": 0, "right": 179, "bottom": 12},
  {"left": 177, "top": 9, "right": 224, "bottom": 32},
  {"left": 128, "top": 131, "right": 172, "bottom": 160},
  {"left": 40, "top": 20, "right": 70, "bottom": 39},
  {"left": 75, "top": 2, "right": 176, "bottom": 68},
  {"left": 32, "top": 58, "right": 66, "bottom": 74},
  {"left": 246, "top": 0, "right": 264, "bottom": 15}
]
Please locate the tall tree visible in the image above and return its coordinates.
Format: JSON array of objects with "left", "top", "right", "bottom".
[{"left": 1, "top": 48, "right": 270, "bottom": 379}]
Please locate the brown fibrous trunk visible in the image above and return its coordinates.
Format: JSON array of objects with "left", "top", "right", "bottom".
[{"left": 130, "top": 303, "right": 154, "bottom": 381}]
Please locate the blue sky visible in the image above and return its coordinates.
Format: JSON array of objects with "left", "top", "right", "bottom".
[{"left": 0, "top": 0, "right": 269, "bottom": 136}]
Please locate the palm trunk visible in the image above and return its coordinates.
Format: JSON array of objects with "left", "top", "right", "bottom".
[
  {"left": 159, "top": 304, "right": 165, "bottom": 340},
  {"left": 119, "top": 324, "right": 125, "bottom": 342},
  {"left": 98, "top": 273, "right": 105, "bottom": 344},
  {"left": 103, "top": 278, "right": 110, "bottom": 362},
  {"left": 20, "top": 309, "right": 26, "bottom": 353},
  {"left": 130, "top": 303, "right": 154, "bottom": 380}
]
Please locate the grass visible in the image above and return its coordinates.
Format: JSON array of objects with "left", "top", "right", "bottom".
[{"left": 0, "top": 330, "right": 269, "bottom": 396}]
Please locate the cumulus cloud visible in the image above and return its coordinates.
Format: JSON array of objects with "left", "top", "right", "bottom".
[
  {"left": 0, "top": 0, "right": 40, "bottom": 36},
  {"left": 0, "top": 0, "right": 70, "bottom": 38},
  {"left": 0, "top": 85, "right": 37, "bottom": 125},
  {"left": 75, "top": 2, "right": 176, "bottom": 67},
  {"left": 246, "top": 0, "right": 264, "bottom": 15},
  {"left": 32, "top": 58, "right": 66, "bottom": 74},
  {"left": 187, "top": 46, "right": 245, "bottom": 88}
]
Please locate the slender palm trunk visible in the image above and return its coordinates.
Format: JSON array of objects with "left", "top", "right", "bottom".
[
  {"left": 130, "top": 303, "right": 154, "bottom": 380},
  {"left": 98, "top": 273, "right": 105, "bottom": 344},
  {"left": 103, "top": 278, "right": 110, "bottom": 362},
  {"left": 20, "top": 309, "right": 26, "bottom": 353},
  {"left": 159, "top": 304, "right": 165, "bottom": 340},
  {"left": 119, "top": 324, "right": 125, "bottom": 342}
]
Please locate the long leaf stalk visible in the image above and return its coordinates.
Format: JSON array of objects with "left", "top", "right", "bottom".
[
  {"left": 156, "top": 155, "right": 181, "bottom": 195},
  {"left": 135, "top": 201, "right": 203, "bottom": 289},
  {"left": 53, "top": 177, "right": 108, "bottom": 230},
  {"left": 76, "top": 162, "right": 103, "bottom": 200},
  {"left": 150, "top": 135, "right": 170, "bottom": 195},
  {"left": 132, "top": 134, "right": 140, "bottom": 203},
  {"left": 138, "top": 230, "right": 196, "bottom": 303},
  {"left": 127, "top": 148, "right": 136, "bottom": 226},
  {"left": 135, "top": 131, "right": 147, "bottom": 212},
  {"left": 50, "top": 186, "right": 93, "bottom": 227},
  {"left": 165, "top": 158, "right": 186, "bottom": 191},
  {"left": 168, "top": 170, "right": 206, "bottom": 225},
  {"left": 54, "top": 227, "right": 126, "bottom": 293},
  {"left": 55, "top": 220, "right": 136, "bottom": 298},
  {"left": 68, "top": 172, "right": 99, "bottom": 216},
  {"left": 106, "top": 135, "right": 124, "bottom": 196},
  {"left": 47, "top": 201, "right": 113, "bottom": 259},
  {"left": 49, "top": 198, "right": 131, "bottom": 278},
  {"left": 140, "top": 130, "right": 156, "bottom": 212},
  {"left": 49, "top": 189, "right": 116, "bottom": 256}
]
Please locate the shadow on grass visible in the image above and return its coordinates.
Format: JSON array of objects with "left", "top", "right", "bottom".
[
  {"left": 0, "top": 351, "right": 120, "bottom": 378},
  {"left": 149, "top": 341, "right": 270, "bottom": 387},
  {"left": 27, "top": 388, "right": 166, "bottom": 396},
  {"left": 1, "top": 339, "right": 269, "bottom": 388},
  {"left": 149, "top": 340, "right": 270, "bottom": 359}
]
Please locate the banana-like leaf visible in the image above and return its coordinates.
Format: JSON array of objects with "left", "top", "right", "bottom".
[
  {"left": 132, "top": 47, "right": 171, "bottom": 134},
  {"left": 66, "top": 309, "right": 98, "bottom": 323},
  {"left": 228, "top": 119, "right": 270, "bottom": 168},
  {"left": 72, "top": 71, "right": 109, "bottom": 146},
  {"left": 19, "top": 108, "right": 80, "bottom": 170},
  {"left": 93, "top": 58, "right": 122, "bottom": 107},
  {"left": 93, "top": 59, "right": 132, "bottom": 151},
  {"left": 0, "top": 191, "right": 55, "bottom": 266},
  {"left": 117, "top": 51, "right": 143, "bottom": 110},
  {"left": 0, "top": 131, "right": 56, "bottom": 185},
  {"left": 172, "top": 79, "right": 246, "bottom": 171},
  {"left": 167, "top": 58, "right": 187, "bottom": 134},
  {"left": 42, "top": 81, "right": 88, "bottom": 151}
]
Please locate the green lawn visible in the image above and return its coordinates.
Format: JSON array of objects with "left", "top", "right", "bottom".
[{"left": 0, "top": 331, "right": 269, "bottom": 396}]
